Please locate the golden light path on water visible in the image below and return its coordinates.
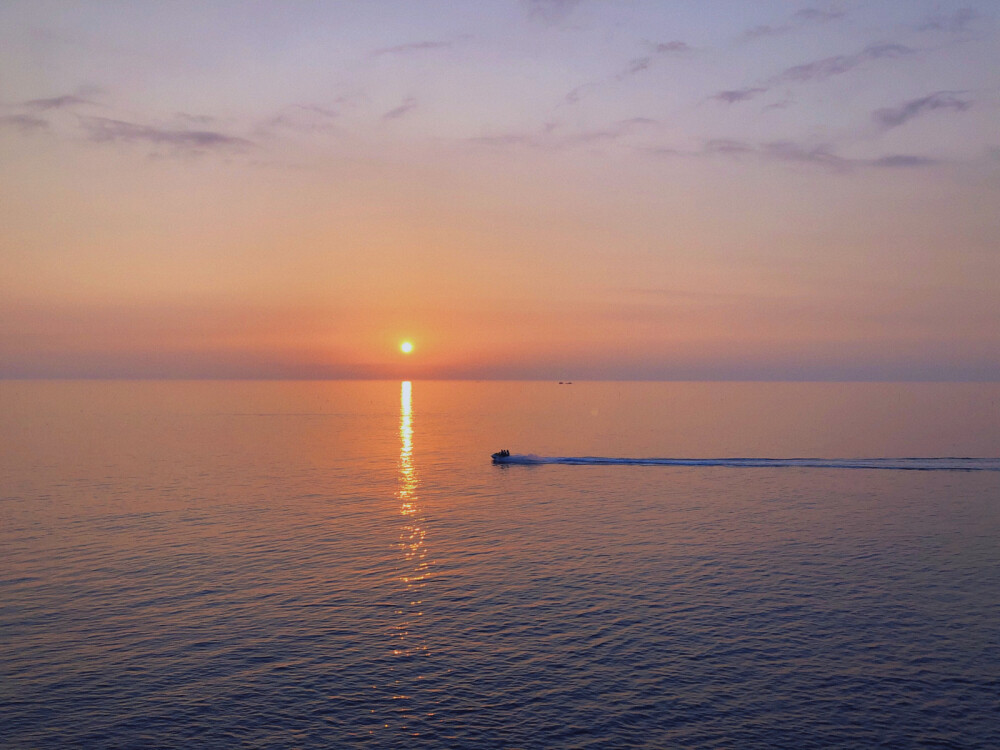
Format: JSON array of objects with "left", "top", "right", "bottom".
[
  {"left": 390, "top": 379, "right": 431, "bottom": 730},
  {"left": 398, "top": 381, "right": 431, "bottom": 615}
]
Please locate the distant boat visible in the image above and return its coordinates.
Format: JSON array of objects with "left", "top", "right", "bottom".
[{"left": 491, "top": 450, "right": 512, "bottom": 463}]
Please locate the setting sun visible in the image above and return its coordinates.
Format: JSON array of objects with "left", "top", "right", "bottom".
[{"left": 400, "top": 341, "right": 414, "bottom": 354}]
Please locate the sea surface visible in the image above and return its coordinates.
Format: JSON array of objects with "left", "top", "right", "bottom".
[{"left": 2, "top": 380, "right": 998, "bottom": 749}]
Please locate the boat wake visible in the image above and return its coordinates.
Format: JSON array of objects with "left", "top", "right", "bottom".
[{"left": 492, "top": 455, "right": 1000, "bottom": 471}]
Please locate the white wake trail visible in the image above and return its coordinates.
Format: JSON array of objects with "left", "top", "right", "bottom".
[{"left": 495, "top": 455, "right": 1000, "bottom": 471}]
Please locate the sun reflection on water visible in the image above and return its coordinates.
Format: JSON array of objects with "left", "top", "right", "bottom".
[
  {"left": 393, "top": 380, "right": 431, "bottom": 661},
  {"left": 387, "top": 380, "right": 434, "bottom": 735}
]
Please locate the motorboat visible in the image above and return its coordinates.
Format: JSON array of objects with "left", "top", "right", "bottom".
[{"left": 491, "top": 449, "right": 512, "bottom": 463}]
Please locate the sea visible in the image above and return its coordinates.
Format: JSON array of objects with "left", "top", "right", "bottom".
[{"left": 2, "top": 380, "right": 998, "bottom": 749}]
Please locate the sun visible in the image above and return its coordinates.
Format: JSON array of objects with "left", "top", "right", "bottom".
[{"left": 400, "top": 341, "right": 414, "bottom": 354}]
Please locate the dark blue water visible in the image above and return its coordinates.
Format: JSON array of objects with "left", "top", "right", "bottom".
[{"left": 2, "top": 381, "right": 998, "bottom": 748}]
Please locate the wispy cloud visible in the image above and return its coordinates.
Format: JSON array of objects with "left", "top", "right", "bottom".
[
  {"left": 0, "top": 114, "right": 49, "bottom": 133},
  {"left": 695, "top": 139, "right": 848, "bottom": 170},
  {"left": 175, "top": 112, "right": 217, "bottom": 125},
  {"left": 711, "top": 87, "right": 767, "bottom": 104},
  {"left": 693, "top": 138, "right": 941, "bottom": 172},
  {"left": 564, "top": 83, "right": 596, "bottom": 104},
  {"left": 23, "top": 94, "right": 95, "bottom": 111},
  {"left": 764, "top": 98, "right": 794, "bottom": 111},
  {"left": 715, "top": 41, "right": 913, "bottom": 108},
  {"left": 524, "top": 0, "right": 581, "bottom": 24},
  {"left": 917, "top": 7, "right": 979, "bottom": 33},
  {"left": 650, "top": 40, "right": 691, "bottom": 54},
  {"left": 703, "top": 139, "right": 755, "bottom": 155},
  {"left": 869, "top": 154, "right": 940, "bottom": 168},
  {"left": 740, "top": 7, "right": 845, "bottom": 41},
  {"left": 772, "top": 43, "right": 913, "bottom": 84},
  {"left": 615, "top": 38, "right": 693, "bottom": 80},
  {"left": 566, "top": 118, "right": 657, "bottom": 144},
  {"left": 80, "top": 116, "right": 253, "bottom": 152},
  {"left": 760, "top": 140, "right": 848, "bottom": 170},
  {"left": 470, "top": 133, "right": 536, "bottom": 148},
  {"left": 743, "top": 24, "right": 790, "bottom": 41},
  {"left": 793, "top": 8, "right": 846, "bottom": 24},
  {"left": 872, "top": 91, "right": 972, "bottom": 130},
  {"left": 471, "top": 118, "right": 657, "bottom": 150},
  {"left": 261, "top": 103, "right": 342, "bottom": 134},
  {"left": 616, "top": 57, "right": 651, "bottom": 79},
  {"left": 382, "top": 97, "right": 417, "bottom": 120},
  {"left": 575, "top": 39, "right": 691, "bottom": 101},
  {"left": 371, "top": 40, "right": 451, "bottom": 57}
]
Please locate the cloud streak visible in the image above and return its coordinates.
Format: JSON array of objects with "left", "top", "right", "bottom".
[
  {"left": 688, "top": 139, "right": 942, "bottom": 172},
  {"left": 740, "top": 7, "right": 846, "bottom": 41},
  {"left": 23, "top": 94, "right": 95, "bottom": 111},
  {"left": 616, "top": 57, "right": 651, "bottom": 79},
  {"left": 564, "top": 82, "right": 596, "bottom": 104},
  {"left": 382, "top": 97, "right": 417, "bottom": 120},
  {"left": 575, "top": 38, "right": 692, "bottom": 102},
  {"left": 760, "top": 140, "right": 848, "bottom": 170},
  {"left": 651, "top": 40, "right": 690, "bottom": 54},
  {"left": 0, "top": 114, "right": 49, "bottom": 133},
  {"left": 712, "top": 87, "right": 767, "bottom": 104},
  {"left": 715, "top": 41, "right": 913, "bottom": 106},
  {"left": 772, "top": 43, "right": 913, "bottom": 84},
  {"left": 872, "top": 91, "right": 972, "bottom": 129},
  {"left": 471, "top": 118, "right": 658, "bottom": 150},
  {"left": 742, "top": 24, "right": 789, "bottom": 40},
  {"left": 260, "top": 103, "right": 342, "bottom": 135},
  {"left": 371, "top": 40, "right": 451, "bottom": 56},
  {"left": 80, "top": 116, "right": 253, "bottom": 152},
  {"left": 917, "top": 8, "right": 979, "bottom": 33},
  {"left": 870, "top": 154, "right": 940, "bottom": 168},
  {"left": 524, "top": 0, "right": 581, "bottom": 24},
  {"left": 794, "top": 8, "right": 846, "bottom": 23}
]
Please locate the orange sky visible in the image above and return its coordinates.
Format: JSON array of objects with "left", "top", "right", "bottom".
[{"left": 2, "top": 1, "right": 999, "bottom": 379}]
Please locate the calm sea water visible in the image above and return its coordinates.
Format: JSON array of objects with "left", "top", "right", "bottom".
[{"left": 2, "top": 381, "right": 998, "bottom": 749}]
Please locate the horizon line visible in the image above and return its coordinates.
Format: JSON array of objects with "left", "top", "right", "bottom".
[{"left": 3, "top": 376, "right": 1000, "bottom": 384}]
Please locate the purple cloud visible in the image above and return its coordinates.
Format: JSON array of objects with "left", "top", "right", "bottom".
[
  {"left": 712, "top": 87, "right": 768, "bottom": 104},
  {"left": 175, "top": 112, "right": 217, "bottom": 125},
  {"left": 470, "top": 133, "right": 536, "bottom": 148},
  {"left": 742, "top": 7, "right": 845, "bottom": 40},
  {"left": 743, "top": 24, "right": 790, "bottom": 40},
  {"left": 564, "top": 83, "right": 596, "bottom": 104},
  {"left": 700, "top": 138, "right": 942, "bottom": 172},
  {"left": 372, "top": 41, "right": 451, "bottom": 56},
  {"left": 703, "top": 139, "right": 755, "bottom": 155},
  {"left": 382, "top": 97, "right": 417, "bottom": 120},
  {"left": 869, "top": 154, "right": 940, "bottom": 168},
  {"left": 917, "top": 8, "right": 979, "bottom": 33},
  {"left": 872, "top": 91, "right": 972, "bottom": 129},
  {"left": 262, "top": 104, "right": 341, "bottom": 134},
  {"left": 793, "top": 8, "right": 846, "bottom": 23},
  {"left": 0, "top": 114, "right": 49, "bottom": 132},
  {"left": 652, "top": 40, "right": 691, "bottom": 54},
  {"left": 524, "top": 0, "right": 581, "bottom": 23},
  {"left": 761, "top": 141, "right": 848, "bottom": 169},
  {"left": 773, "top": 43, "right": 913, "bottom": 83},
  {"left": 764, "top": 98, "right": 794, "bottom": 111},
  {"left": 471, "top": 118, "right": 657, "bottom": 150},
  {"left": 80, "top": 116, "right": 252, "bottom": 151},
  {"left": 23, "top": 94, "right": 94, "bottom": 111},
  {"left": 618, "top": 57, "right": 652, "bottom": 78}
]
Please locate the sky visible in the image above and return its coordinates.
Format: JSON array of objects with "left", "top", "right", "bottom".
[{"left": 1, "top": 0, "right": 998, "bottom": 380}]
